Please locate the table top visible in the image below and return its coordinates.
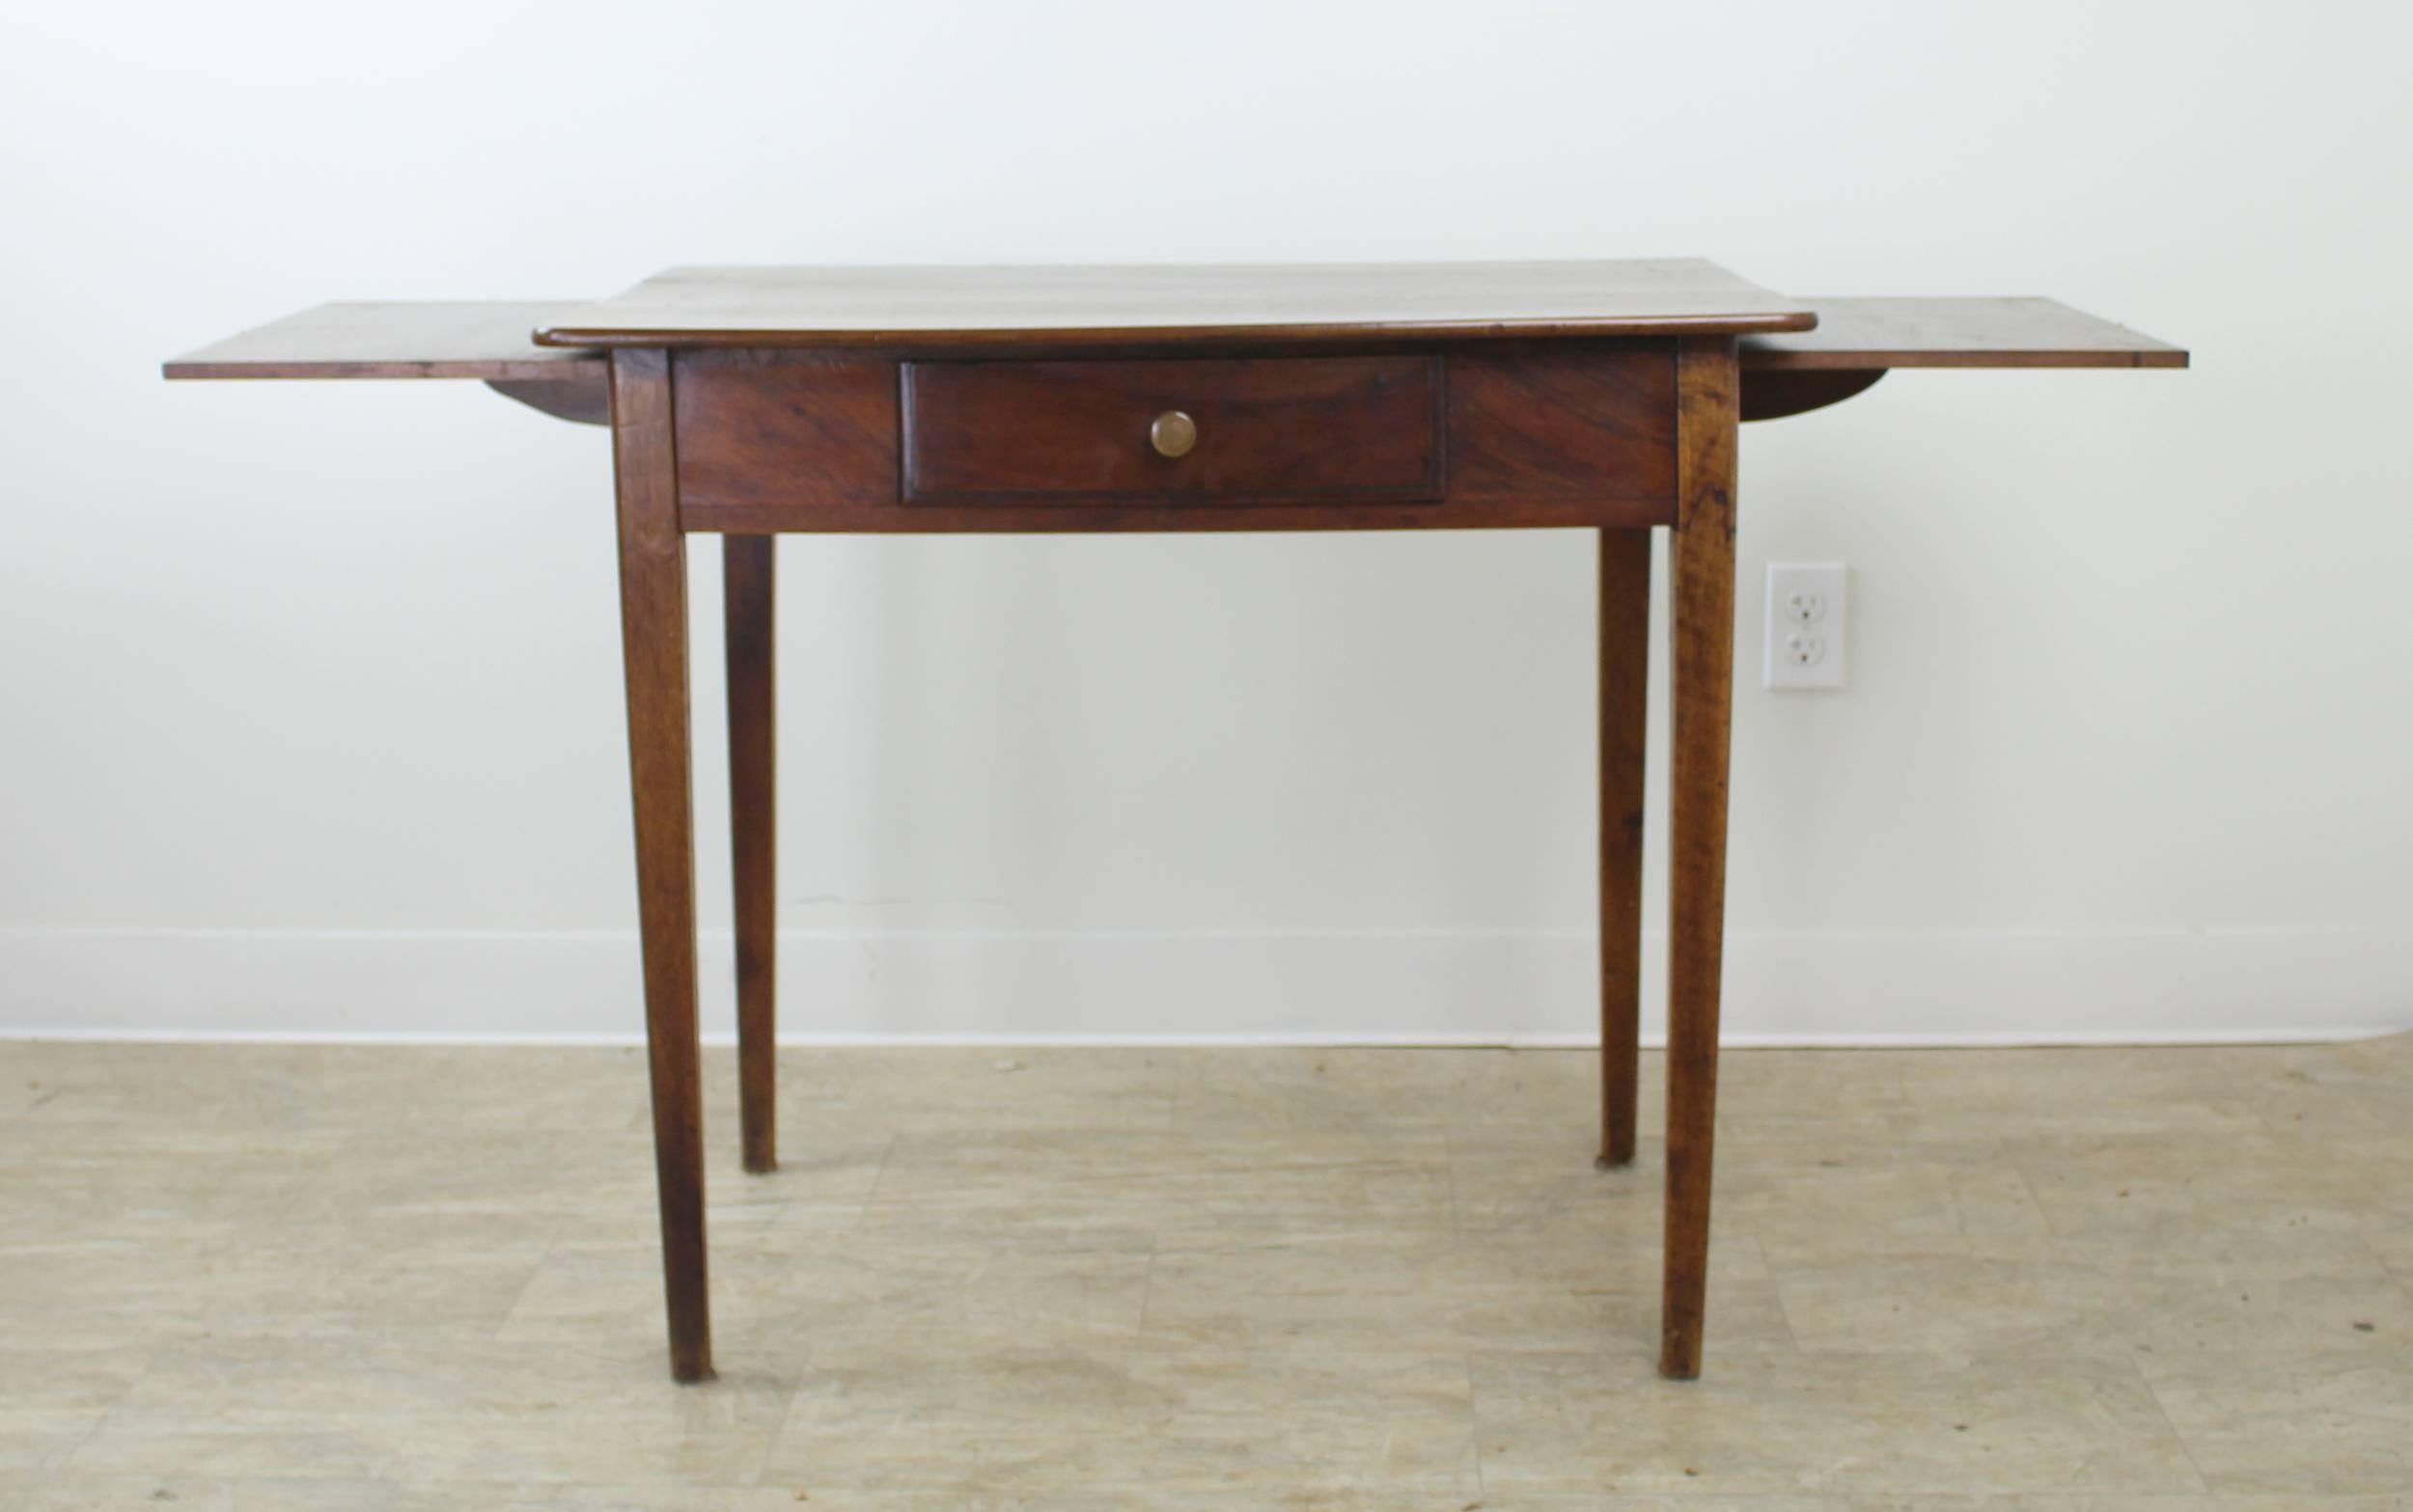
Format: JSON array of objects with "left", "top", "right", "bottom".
[
  {"left": 1741, "top": 297, "right": 2186, "bottom": 370},
  {"left": 161, "top": 301, "right": 598, "bottom": 382},
  {"left": 161, "top": 282, "right": 2187, "bottom": 385},
  {"left": 533, "top": 261, "right": 1817, "bottom": 350}
]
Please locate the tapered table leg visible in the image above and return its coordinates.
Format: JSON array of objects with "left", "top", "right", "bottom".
[
  {"left": 611, "top": 349, "right": 714, "bottom": 1384},
  {"left": 723, "top": 534, "right": 778, "bottom": 1175},
  {"left": 1596, "top": 528, "right": 1651, "bottom": 1169},
  {"left": 1659, "top": 338, "right": 1738, "bottom": 1381}
]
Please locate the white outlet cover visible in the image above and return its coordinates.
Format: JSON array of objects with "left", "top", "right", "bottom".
[{"left": 1764, "top": 562, "right": 1846, "bottom": 690}]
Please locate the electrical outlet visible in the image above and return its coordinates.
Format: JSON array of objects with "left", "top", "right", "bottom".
[{"left": 1764, "top": 563, "right": 1846, "bottom": 690}]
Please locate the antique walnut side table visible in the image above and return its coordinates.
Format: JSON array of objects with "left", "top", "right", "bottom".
[{"left": 165, "top": 261, "right": 2184, "bottom": 1382}]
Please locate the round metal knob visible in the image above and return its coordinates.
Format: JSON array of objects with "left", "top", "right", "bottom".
[{"left": 1149, "top": 410, "right": 1198, "bottom": 458}]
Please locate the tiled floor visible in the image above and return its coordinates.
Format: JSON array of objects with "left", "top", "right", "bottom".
[{"left": 4, "top": 1034, "right": 2412, "bottom": 1508}]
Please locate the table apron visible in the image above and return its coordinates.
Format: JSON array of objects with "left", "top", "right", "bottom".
[{"left": 667, "top": 345, "right": 1681, "bottom": 534}]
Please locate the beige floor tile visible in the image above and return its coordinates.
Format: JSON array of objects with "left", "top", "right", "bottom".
[
  {"left": 1503, "top": 1498, "right": 2243, "bottom": 1512},
  {"left": 0, "top": 1413, "right": 105, "bottom": 1477},
  {"left": 1143, "top": 1227, "right": 1793, "bottom": 1355},
  {"left": 0, "top": 1147, "right": 325, "bottom": 1242},
  {"left": 1446, "top": 1137, "right": 1665, "bottom": 1237},
  {"left": 69, "top": 1342, "right": 793, "bottom": 1487},
  {"left": 864, "top": 1126, "right": 1456, "bottom": 1238},
  {"left": 0, "top": 1346, "right": 158, "bottom": 1469},
  {"left": 61, "top": 1410, "right": 403, "bottom": 1480},
  {"left": 257, "top": 1492, "right": 2404, "bottom": 1512},
  {"left": 1471, "top": 1348, "right": 2206, "bottom": 1497},
  {"left": 1891, "top": 1047, "right": 2268, "bottom": 1139},
  {"left": 764, "top": 1340, "right": 1479, "bottom": 1497},
  {"left": 2014, "top": 1129, "right": 2413, "bottom": 1247},
  {"left": 495, "top": 1238, "right": 807, "bottom": 1353},
  {"left": 115, "top": 1333, "right": 786, "bottom": 1419},
  {"left": 2143, "top": 1348, "right": 2413, "bottom": 1494},
  {"left": 351, "top": 1401, "right": 782, "bottom": 1486},
  {"left": 753, "top": 1230, "right": 1154, "bottom": 1353},
  {"left": 15, "top": 1475, "right": 407, "bottom": 1510},
  {"left": 0, "top": 1232, "right": 300, "bottom": 1351},
  {"left": 1, "top": 1041, "right": 649, "bottom": 1140},
  {"left": 0, "top": 1176, "right": 558, "bottom": 1344},
  {"left": 420, "top": 1491, "right": 837, "bottom": 1512},
  {"left": 1773, "top": 1250, "right": 2413, "bottom": 1361},
  {"left": 2212, "top": 1033, "right": 2413, "bottom": 1141},
  {"left": 1733, "top": 1141, "right": 2061, "bottom": 1265},
  {"left": 286, "top": 1132, "right": 661, "bottom": 1229},
  {"left": 2369, "top": 1220, "right": 2413, "bottom": 1292},
  {"left": 1471, "top": 1498, "right": 1852, "bottom": 1512},
  {"left": 1453, "top": 1133, "right": 2054, "bottom": 1265},
  {"left": 1700, "top": 1047, "right": 1921, "bottom": 1128},
  {"left": 204, "top": 1234, "right": 557, "bottom": 1342},
  {"left": 769, "top": 1045, "right": 1182, "bottom": 1137},
  {"left": 2210, "top": 1498, "right": 2413, "bottom": 1512},
  {"left": 1751, "top": 1498, "right": 2392, "bottom": 1512},
  {"left": 292, "top": 1043, "right": 653, "bottom": 1137},
  {"left": 1174, "top": 1046, "right": 1926, "bottom": 1147},
  {"left": 425, "top": 1487, "right": 1468, "bottom": 1512},
  {"left": 688, "top": 1133, "right": 899, "bottom": 1239},
  {"left": 9, "top": 1037, "right": 2413, "bottom": 1498},
  {"left": 1175, "top": 1045, "right": 1605, "bottom": 1135},
  {"left": 15, "top": 1479, "right": 1236, "bottom": 1512}
]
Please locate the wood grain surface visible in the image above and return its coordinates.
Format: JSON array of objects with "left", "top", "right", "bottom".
[
  {"left": 164, "top": 302, "right": 599, "bottom": 381},
  {"left": 1445, "top": 345, "right": 1677, "bottom": 508},
  {"left": 537, "top": 261, "right": 1816, "bottom": 350},
  {"left": 723, "top": 535, "right": 779, "bottom": 1178},
  {"left": 1660, "top": 337, "right": 1739, "bottom": 1382},
  {"left": 610, "top": 349, "right": 715, "bottom": 1384},
  {"left": 1595, "top": 527, "right": 1651, "bottom": 1171},
  {"left": 1741, "top": 297, "right": 2186, "bottom": 370},
  {"left": 674, "top": 346, "right": 1678, "bottom": 533},
  {"left": 902, "top": 356, "right": 1444, "bottom": 506}
]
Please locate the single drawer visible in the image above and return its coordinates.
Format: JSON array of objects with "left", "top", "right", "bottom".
[{"left": 901, "top": 356, "right": 1445, "bottom": 506}]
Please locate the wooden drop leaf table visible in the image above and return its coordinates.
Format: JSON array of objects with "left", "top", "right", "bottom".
[{"left": 164, "top": 261, "right": 2184, "bottom": 1383}]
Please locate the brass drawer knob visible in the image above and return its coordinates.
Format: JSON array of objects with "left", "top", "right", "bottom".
[{"left": 1150, "top": 409, "right": 1198, "bottom": 458}]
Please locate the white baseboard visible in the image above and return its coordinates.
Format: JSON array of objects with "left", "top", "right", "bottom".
[{"left": 1, "top": 924, "right": 2406, "bottom": 1046}]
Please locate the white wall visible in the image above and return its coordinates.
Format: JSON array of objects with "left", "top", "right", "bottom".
[{"left": 4, "top": 1, "right": 2409, "bottom": 1045}]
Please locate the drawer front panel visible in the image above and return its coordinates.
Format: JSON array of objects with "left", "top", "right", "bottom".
[
  {"left": 901, "top": 357, "right": 1445, "bottom": 506},
  {"left": 671, "top": 345, "right": 1676, "bottom": 533}
]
